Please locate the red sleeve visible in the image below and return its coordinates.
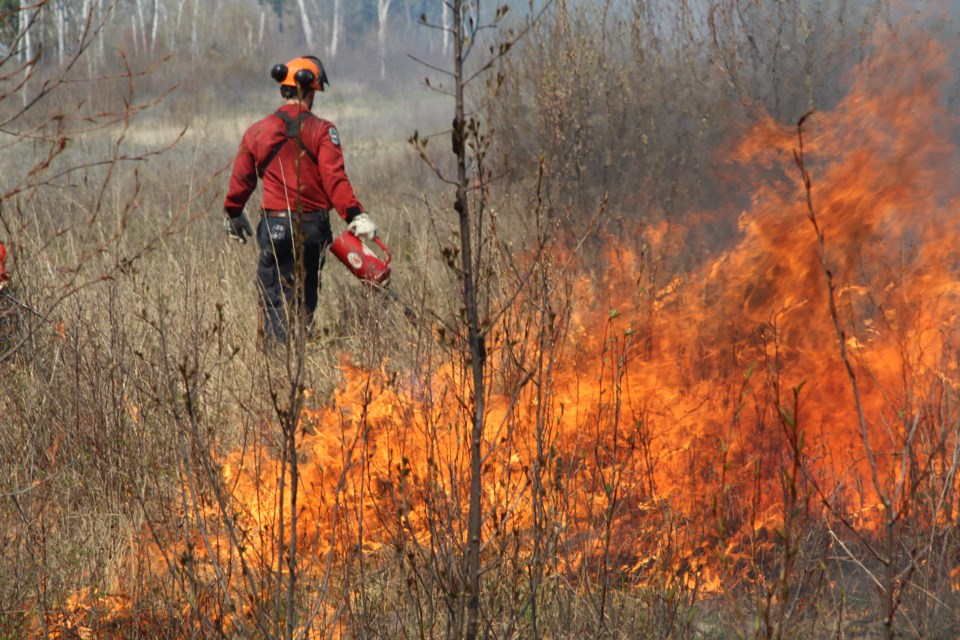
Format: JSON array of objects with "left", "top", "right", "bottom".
[
  {"left": 224, "top": 129, "right": 259, "bottom": 218},
  {"left": 0, "top": 242, "right": 8, "bottom": 284},
  {"left": 314, "top": 122, "right": 363, "bottom": 221}
]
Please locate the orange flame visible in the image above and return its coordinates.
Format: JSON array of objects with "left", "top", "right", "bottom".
[{"left": 45, "top": 29, "right": 960, "bottom": 637}]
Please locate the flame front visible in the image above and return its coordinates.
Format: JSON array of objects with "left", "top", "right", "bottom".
[
  {"left": 221, "top": 33, "right": 960, "bottom": 599},
  {"left": 49, "top": 31, "right": 960, "bottom": 638}
]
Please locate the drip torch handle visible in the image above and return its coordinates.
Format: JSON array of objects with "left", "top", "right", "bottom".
[{"left": 372, "top": 237, "right": 391, "bottom": 267}]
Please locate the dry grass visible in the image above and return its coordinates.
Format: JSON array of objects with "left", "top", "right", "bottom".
[{"left": 2, "top": 1, "right": 960, "bottom": 639}]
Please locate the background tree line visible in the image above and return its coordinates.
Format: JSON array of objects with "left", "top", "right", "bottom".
[{"left": 1, "top": 0, "right": 463, "bottom": 86}]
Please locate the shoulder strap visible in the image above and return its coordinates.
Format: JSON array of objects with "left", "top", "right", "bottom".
[{"left": 256, "top": 111, "right": 319, "bottom": 177}]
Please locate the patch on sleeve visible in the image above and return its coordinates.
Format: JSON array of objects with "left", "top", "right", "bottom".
[{"left": 329, "top": 127, "right": 340, "bottom": 146}]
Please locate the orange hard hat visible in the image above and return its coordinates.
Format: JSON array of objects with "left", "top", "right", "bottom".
[{"left": 270, "top": 56, "right": 329, "bottom": 91}]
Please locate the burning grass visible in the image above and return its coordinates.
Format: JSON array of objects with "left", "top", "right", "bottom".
[
  {"left": 5, "top": 9, "right": 960, "bottom": 640},
  {"left": 47, "top": 47, "right": 960, "bottom": 626}
]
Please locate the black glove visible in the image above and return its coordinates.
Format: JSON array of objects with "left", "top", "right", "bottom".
[{"left": 225, "top": 212, "right": 254, "bottom": 244}]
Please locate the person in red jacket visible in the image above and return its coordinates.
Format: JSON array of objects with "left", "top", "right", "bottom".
[
  {"left": 0, "top": 242, "right": 9, "bottom": 291},
  {"left": 224, "top": 55, "right": 377, "bottom": 343}
]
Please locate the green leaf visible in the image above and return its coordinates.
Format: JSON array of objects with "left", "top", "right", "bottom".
[{"left": 778, "top": 405, "right": 796, "bottom": 428}]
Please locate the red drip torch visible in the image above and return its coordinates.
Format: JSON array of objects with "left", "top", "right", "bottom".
[
  {"left": 329, "top": 231, "right": 417, "bottom": 322},
  {"left": 329, "top": 230, "right": 392, "bottom": 286}
]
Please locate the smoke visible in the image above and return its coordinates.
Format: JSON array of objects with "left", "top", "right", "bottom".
[{"left": 487, "top": 1, "right": 960, "bottom": 264}]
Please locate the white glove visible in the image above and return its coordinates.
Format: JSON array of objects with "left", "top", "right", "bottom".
[{"left": 347, "top": 212, "right": 377, "bottom": 240}]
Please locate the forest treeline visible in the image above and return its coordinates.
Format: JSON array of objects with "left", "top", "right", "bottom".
[{"left": 0, "top": 0, "right": 477, "bottom": 84}]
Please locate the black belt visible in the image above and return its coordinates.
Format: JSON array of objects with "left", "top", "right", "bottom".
[{"left": 264, "top": 209, "right": 327, "bottom": 221}]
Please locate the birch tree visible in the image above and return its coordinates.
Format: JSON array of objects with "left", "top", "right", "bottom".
[
  {"left": 296, "top": 0, "right": 314, "bottom": 48},
  {"left": 17, "top": 0, "right": 41, "bottom": 105},
  {"left": 17, "top": 0, "right": 36, "bottom": 65},
  {"left": 150, "top": 0, "right": 161, "bottom": 54},
  {"left": 53, "top": 0, "right": 65, "bottom": 65},
  {"left": 191, "top": 0, "right": 199, "bottom": 56},
  {"left": 171, "top": 0, "right": 186, "bottom": 51},
  {"left": 377, "top": 0, "right": 393, "bottom": 78},
  {"left": 132, "top": 0, "right": 145, "bottom": 55},
  {"left": 441, "top": 0, "right": 450, "bottom": 57},
  {"left": 328, "top": 0, "right": 341, "bottom": 58}
]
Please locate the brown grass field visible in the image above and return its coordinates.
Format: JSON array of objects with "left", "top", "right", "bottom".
[{"left": 2, "top": 1, "right": 960, "bottom": 638}]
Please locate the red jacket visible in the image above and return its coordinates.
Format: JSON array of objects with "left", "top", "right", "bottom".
[
  {"left": 224, "top": 103, "right": 363, "bottom": 221},
  {"left": 0, "top": 241, "right": 8, "bottom": 285}
]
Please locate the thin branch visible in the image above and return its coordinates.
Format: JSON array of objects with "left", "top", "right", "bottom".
[{"left": 794, "top": 112, "right": 888, "bottom": 511}]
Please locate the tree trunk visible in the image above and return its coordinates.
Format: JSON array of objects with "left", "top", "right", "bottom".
[
  {"left": 19, "top": 0, "right": 38, "bottom": 105},
  {"left": 451, "top": 3, "right": 485, "bottom": 638},
  {"left": 54, "top": 0, "right": 66, "bottom": 65},
  {"left": 170, "top": 0, "right": 186, "bottom": 51},
  {"left": 441, "top": 1, "right": 450, "bottom": 58},
  {"left": 82, "top": 0, "right": 94, "bottom": 75},
  {"left": 377, "top": 0, "right": 393, "bottom": 79},
  {"left": 328, "top": 0, "right": 341, "bottom": 58},
  {"left": 191, "top": 0, "right": 200, "bottom": 57},
  {"left": 296, "top": 0, "right": 314, "bottom": 49},
  {"left": 150, "top": 0, "right": 160, "bottom": 54},
  {"left": 133, "top": 0, "right": 146, "bottom": 56},
  {"left": 258, "top": 8, "right": 266, "bottom": 49}
]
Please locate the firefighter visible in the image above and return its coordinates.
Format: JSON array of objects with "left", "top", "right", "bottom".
[
  {"left": 223, "top": 55, "right": 376, "bottom": 343},
  {"left": 0, "top": 241, "right": 8, "bottom": 291},
  {"left": 0, "top": 240, "right": 22, "bottom": 354}
]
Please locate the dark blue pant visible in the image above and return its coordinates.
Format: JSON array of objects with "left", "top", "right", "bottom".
[{"left": 256, "top": 212, "right": 333, "bottom": 343}]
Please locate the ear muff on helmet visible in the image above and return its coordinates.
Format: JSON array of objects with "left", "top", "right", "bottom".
[
  {"left": 270, "top": 56, "right": 329, "bottom": 91},
  {"left": 294, "top": 67, "right": 316, "bottom": 88}
]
